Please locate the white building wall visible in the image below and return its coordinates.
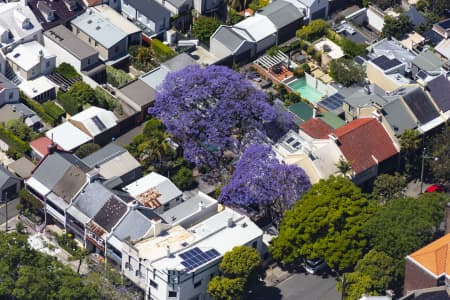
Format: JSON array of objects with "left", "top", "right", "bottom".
[{"left": 366, "top": 7, "right": 385, "bottom": 32}]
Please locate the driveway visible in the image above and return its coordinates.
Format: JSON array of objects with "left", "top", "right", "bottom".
[{"left": 0, "top": 198, "right": 20, "bottom": 227}]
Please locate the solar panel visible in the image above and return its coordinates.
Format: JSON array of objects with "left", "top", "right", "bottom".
[
  {"left": 318, "top": 93, "right": 344, "bottom": 111},
  {"left": 92, "top": 116, "right": 107, "bottom": 131},
  {"left": 372, "top": 55, "right": 402, "bottom": 71},
  {"left": 179, "top": 247, "right": 220, "bottom": 271}
]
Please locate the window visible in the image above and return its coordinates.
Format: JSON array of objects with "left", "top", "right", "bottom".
[
  {"left": 115, "top": 45, "right": 119, "bottom": 53},
  {"left": 76, "top": 28, "right": 80, "bottom": 34},
  {"left": 193, "top": 280, "right": 202, "bottom": 288},
  {"left": 8, "top": 93, "right": 13, "bottom": 99},
  {"left": 163, "top": 203, "right": 170, "bottom": 211},
  {"left": 168, "top": 291, "right": 177, "bottom": 298},
  {"left": 252, "top": 241, "right": 258, "bottom": 249},
  {"left": 46, "top": 61, "right": 50, "bottom": 68},
  {"left": 150, "top": 280, "right": 158, "bottom": 289}
]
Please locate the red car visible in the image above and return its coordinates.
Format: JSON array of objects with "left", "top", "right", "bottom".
[{"left": 425, "top": 184, "right": 446, "bottom": 193}]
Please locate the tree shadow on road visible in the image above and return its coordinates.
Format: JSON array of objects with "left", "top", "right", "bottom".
[{"left": 246, "top": 284, "right": 282, "bottom": 300}]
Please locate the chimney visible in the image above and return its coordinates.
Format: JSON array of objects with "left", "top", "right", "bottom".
[
  {"left": 47, "top": 142, "right": 57, "bottom": 154},
  {"left": 312, "top": 105, "right": 318, "bottom": 119},
  {"left": 227, "top": 217, "right": 235, "bottom": 228},
  {"left": 199, "top": 200, "right": 205, "bottom": 210},
  {"left": 444, "top": 203, "right": 450, "bottom": 234},
  {"left": 328, "top": 133, "right": 338, "bottom": 143},
  {"left": 166, "top": 245, "right": 171, "bottom": 257},
  {"left": 152, "top": 218, "right": 163, "bottom": 236}
]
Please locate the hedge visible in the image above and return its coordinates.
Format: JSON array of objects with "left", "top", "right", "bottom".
[
  {"left": 0, "top": 125, "right": 30, "bottom": 159},
  {"left": 42, "top": 101, "right": 65, "bottom": 121},
  {"left": 151, "top": 39, "right": 176, "bottom": 62},
  {"left": 20, "top": 92, "right": 57, "bottom": 126},
  {"left": 54, "top": 63, "right": 81, "bottom": 80},
  {"left": 106, "top": 65, "right": 133, "bottom": 88},
  {"left": 94, "top": 86, "right": 118, "bottom": 111}
]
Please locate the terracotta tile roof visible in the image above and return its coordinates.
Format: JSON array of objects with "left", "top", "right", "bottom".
[
  {"left": 408, "top": 233, "right": 450, "bottom": 277},
  {"left": 333, "top": 118, "right": 398, "bottom": 174},
  {"left": 30, "top": 136, "right": 62, "bottom": 158},
  {"left": 300, "top": 118, "right": 334, "bottom": 139},
  {"left": 86, "top": 0, "right": 102, "bottom": 6}
]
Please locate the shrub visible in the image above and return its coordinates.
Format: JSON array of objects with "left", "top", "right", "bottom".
[
  {"left": 0, "top": 125, "right": 30, "bottom": 159},
  {"left": 56, "top": 233, "right": 79, "bottom": 255},
  {"left": 57, "top": 91, "right": 81, "bottom": 116},
  {"left": 94, "top": 87, "right": 118, "bottom": 111},
  {"left": 106, "top": 65, "right": 133, "bottom": 88},
  {"left": 151, "top": 39, "right": 176, "bottom": 62},
  {"left": 75, "top": 143, "right": 101, "bottom": 158},
  {"left": 19, "top": 188, "right": 42, "bottom": 212},
  {"left": 42, "top": 101, "right": 65, "bottom": 121},
  {"left": 54, "top": 63, "right": 81, "bottom": 80},
  {"left": 171, "top": 166, "right": 195, "bottom": 190},
  {"left": 20, "top": 92, "right": 57, "bottom": 126},
  {"left": 296, "top": 19, "right": 330, "bottom": 42}
]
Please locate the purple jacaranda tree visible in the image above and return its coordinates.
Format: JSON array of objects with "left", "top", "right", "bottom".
[
  {"left": 219, "top": 144, "right": 311, "bottom": 226},
  {"left": 149, "top": 65, "right": 279, "bottom": 169}
]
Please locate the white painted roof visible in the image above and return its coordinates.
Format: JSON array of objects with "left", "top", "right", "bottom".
[
  {"left": 314, "top": 38, "right": 344, "bottom": 60},
  {"left": 25, "top": 176, "right": 50, "bottom": 196},
  {"left": 70, "top": 106, "right": 118, "bottom": 137},
  {"left": 45, "top": 122, "right": 92, "bottom": 151},
  {"left": 123, "top": 172, "right": 182, "bottom": 205},
  {"left": 138, "top": 208, "right": 262, "bottom": 272},
  {"left": 232, "top": 14, "right": 276, "bottom": 42},
  {"left": 0, "top": 2, "right": 42, "bottom": 49},
  {"left": 435, "top": 39, "right": 450, "bottom": 60},
  {"left": 6, "top": 41, "right": 55, "bottom": 71},
  {"left": 19, "top": 76, "right": 57, "bottom": 98},
  {"left": 92, "top": 5, "right": 141, "bottom": 36}
]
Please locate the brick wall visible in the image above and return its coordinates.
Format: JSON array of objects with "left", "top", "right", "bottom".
[{"left": 404, "top": 258, "right": 438, "bottom": 295}]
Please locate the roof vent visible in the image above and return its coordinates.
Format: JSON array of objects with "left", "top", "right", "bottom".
[
  {"left": 87, "top": 20, "right": 92, "bottom": 24},
  {"left": 227, "top": 217, "right": 235, "bottom": 228},
  {"left": 96, "top": 26, "right": 101, "bottom": 30}
]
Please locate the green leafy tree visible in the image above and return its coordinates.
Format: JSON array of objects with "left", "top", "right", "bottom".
[
  {"left": 372, "top": 173, "right": 406, "bottom": 204},
  {"left": 220, "top": 246, "right": 261, "bottom": 280},
  {"left": 270, "top": 176, "right": 376, "bottom": 271},
  {"left": 363, "top": 193, "right": 448, "bottom": 280},
  {"left": 208, "top": 246, "right": 261, "bottom": 300},
  {"left": 228, "top": 8, "right": 244, "bottom": 24},
  {"left": 106, "top": 65, "right": 133, "bottom": 88},
  {"left": 208, "top": 277, "right": 245, "bottom": 300},
  {"left": 66, "top": 81, "right": 98, "bottom": 106},
  {"left": 171, "top": 166, "right": 195, "bottom": 190},
  {"left": 428, "top": 124, "right": 450, "bottom": 182},
  {"left": 129, "top": 45, "right": 156, "bottom": 72},
  {"left": 399, "top": 129, "right": 420, "bottom": 153},
  {"left": 339, "top": 250, "right": 395, "bottom": 299},
  {"left": 75, "top": 143, "right": 101, "bottom": 159},
  {"left": 365, "top": 0, "right": 401, "bottom": 9},
  {"left": 6, "top": 119, "right": 39, "bottom": 142},
  {"left": 192, "top": 17, "right": 222, "bottom": 44},
  {"left": 296, "top": 19, "right": 330, "bottom": 42},
  {"left": 329, "top": 58, "right": 365, "bottom": 87},
  {"left": 382, "top": 15, "right": 413, "bottom": 39}
]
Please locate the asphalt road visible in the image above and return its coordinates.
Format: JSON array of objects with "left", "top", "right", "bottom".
[
  {"left": 0, "top": 198, "right": 20, "bottom": 225},
  {"left": 278, "top": 273, "right": 339, "bottom": 300},
  {"left": 250, "top": 273, "right": 339, "bottom": 300}
]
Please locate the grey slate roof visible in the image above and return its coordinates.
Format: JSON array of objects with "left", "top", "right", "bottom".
[
  {"left": 412, "top": 50, "right": 444, "bottom": 73},
  {"left": 162, "top": 53, "right": 198, "bottom": 72},
  {"left": 382, "top": 98, "right": 417, "bottom": 135},
  {"left": 44, "top": 25, "right": 98, "bottom": 60},
  {"left": 345, "top": 91, "right": 389, "bottom": 108},
  {"left": 160, "top": 193, "right": 216, "bottom": 225},
  {"left": 118, "top": 79, "right": 156, "bottom": 107},
  {"left": 112, "top": 208, "right": 156, "bottom": 241},
  {"left": 82, "top": 143, "right": 126, "bottom": 168},
  {"left": 71, "top": 181, "right": 117, "bottom": 219},
  {"left": 0, "top": 165, "right": 20, "bottom": 188},
  {"left": 402, "top": 87, "right": 440, "bottom": 124},
  {"left": 258, "top": 0, "right": 303, "bottom": 30},
  {"left": 123, "top": 0, "right": 170, "bottom": 22},
  {"left": 212, "top": 26, "right": 246, "bottom": 52},
  {"left": 426, "top": 75, "right": 450, "bottom": 112},
  {"left": 92, "top": 196, "right": 127, "bottom": 232},
  {"left": 31, "top": 153, "right": 73, "bottom": 189},
  {"left": 406, "top": 6, "right": 426, "bottom": 27}
]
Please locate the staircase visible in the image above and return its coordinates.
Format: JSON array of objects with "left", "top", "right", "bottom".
[{"left": 4, "top": 63, "right": 22, "bottom": 86}]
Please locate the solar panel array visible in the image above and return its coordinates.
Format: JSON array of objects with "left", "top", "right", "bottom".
[
  {"left": 179, "top": 247, "right": 220, "bottom": 271},
  {"left": 372, "top": 55, "right": 402, "bottom": 71},
  {"left": 318, "top": 93, "right": 345, "bottom": 111}
]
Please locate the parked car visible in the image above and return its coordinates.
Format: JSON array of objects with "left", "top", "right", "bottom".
[
  {"left": 425, "top": 184, "right": 446, "bottom": 193},
  {"left": 304, "top": 258, "right": 327, "bottom": 274}
]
